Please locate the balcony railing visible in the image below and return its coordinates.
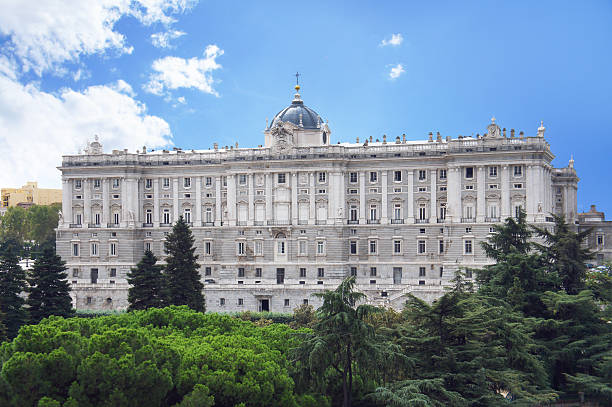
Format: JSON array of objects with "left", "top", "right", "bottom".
[
  {"left": 436, "top": 218, "right": 446, "bottom": 223},
  {"left": 254, "top": 221, "right": 265, "bottom": 226},
  {"left": 315, "top": 220, "right": 327, "bottom": 225},
  {"left": 69, "top": 223, "right": 82, "bottom": 228},
  {"left": 142, "top": 223, "right": 153, "bottom": 227},
  {"left": 347, "top": 219, "right": 359, "bottom": 224},
  {"left": 297, "top": 220, "right": 308, "bottom": 225},
  {"left": 415, "top": 219, "right": 429, "bottom": 224},
  {"left": 367, "top": 219, "right": 380, "bottom": 224},
  {"left": 87, "top": 223, "right": 101, "bottom": 228},
  {"left": 106, "top": 223, "right": 120, "bottom": 228},
  {"left": 461, "top": 217, "right": 475, "bottom": 223},
  {"left": 390, "top": 219, "right": 404, "bottom": 224},
  {"left": 236, "top": 221, "right": 247, "bottom": 226},
  {"left": 484, "top": 217, "right": 500, "bottom": 223},
  {"left": 202, "top": 221, "right": 215, "bottom": 226},
  {"left": 159, "top": 223, "right": 172, "bottom": 227},
  {"left": 268, "top": 220, "right": 290, "bottom": 226}
]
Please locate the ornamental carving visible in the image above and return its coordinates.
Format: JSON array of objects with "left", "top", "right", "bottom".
[{"left": 270, "top": 121, "right": 295, "bottom": 153}]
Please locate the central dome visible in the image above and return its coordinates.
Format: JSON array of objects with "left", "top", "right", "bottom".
[{"left": 270, "top": 90, "right": 323, "bottom": 130}]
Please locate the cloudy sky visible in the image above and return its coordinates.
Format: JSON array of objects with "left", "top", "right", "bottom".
[{"left": 0, "top": 0, "right": 611, "bottom": 214}]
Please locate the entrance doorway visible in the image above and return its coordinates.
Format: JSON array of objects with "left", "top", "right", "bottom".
[
  {"left": 276, "top": 268, "right": 285, "bottom": 284},
  {"left": 393, "top": 267, "right": 402, "bottom": 284},
  {"left": 259, "top": 299, "right": 270, "bottom": 312}
]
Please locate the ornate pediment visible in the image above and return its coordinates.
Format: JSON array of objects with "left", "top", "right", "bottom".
[{"left": 270, "top": 121, "right": 296, "bottom": 154}]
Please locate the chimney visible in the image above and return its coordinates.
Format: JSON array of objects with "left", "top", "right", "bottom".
[{"left": 511, "top": 128, "right": 515, "bottom": 138}]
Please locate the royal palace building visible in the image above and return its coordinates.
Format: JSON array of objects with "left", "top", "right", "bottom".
[{"left": 57, "top": 84, "right": 599, "bottom": 312}]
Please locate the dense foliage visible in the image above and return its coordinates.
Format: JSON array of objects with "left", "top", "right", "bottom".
[
  {"left": 127, "top": 250, "right": 167, "bottom": 311},
  {"left": 0, "top": 238, "right": 28, "bottom": 339},
  {"left": 0, "top": 204, "right": 60, "bottom": 249},
  {"left": 0, "top": 306, "right": 322, "bottom": 407}
]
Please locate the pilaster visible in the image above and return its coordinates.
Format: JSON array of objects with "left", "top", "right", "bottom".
[
  {"left": 476, "top": 166, "right": 485, "bottom": 223},
  {"left": 381, "top": 170, "right": 388, "bottom": 224},
  {"left": 406, "top": 170, "right": 414, "bottom": 223}
]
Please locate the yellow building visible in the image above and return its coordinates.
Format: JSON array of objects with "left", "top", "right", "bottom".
[{"left": 1, "top": 182, "right": 62, "bottom": 209}]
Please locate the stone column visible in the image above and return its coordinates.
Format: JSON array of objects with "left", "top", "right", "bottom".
[
  {"left": 406, "top": 170, "right": 414, "bottom": 223},
  {"left": 477, "top": 166, "right": 485, "bottom": 222},
  {"left": 526, "top": 165, "right": 535, "bottom": 222},
  {"left": 227, "top": 174, "right": 236, "bottom": 226},
  {"left": 265, "top": 173, "right": 273, "bottom": 223},
  {"left": 153, "top": 178, "right": 160, "bottom": 227},
  {"left": 447, "top": 167, "right": 461, "bottom": 222},
  {"left": 430, "top": 169, "right": 437, "bottom": 222},
  {"left": 381, "top": 170, "right": 388, "bottom": 224},
  {"left": 195, "top": 176, "right": 202, "bottom": 225},
  {"left": 215, "top": 176, "right": 222, "bottom": 226},
  {"left": 248, "top": 173, "right": 255, "bottom": 225},
  {"left": 83, "top": 179, "right": 91, "bottom": 227},
  {"left": 102, "top": 178, "right": 109, "bottom": 226},
  {"left": 62, "top": 178, "right": 72, "bottom": 228},
  {"left": 501, "top": 165, "right": 510, "bottom": 218},
  {"left": 291, "top": 172, "right": 298, "bottom": 225},
  {"left": 308, "top": 172, "right": 315, "bottom": 224},
  {"left": 359, "top": 171, "right": 366, "bottom": 223},
  {"left": 172, "top": 177, "right": 179, "bottom": 223},
  {"left": 121, "top": 177, "right": 128, "bottom": 227}
]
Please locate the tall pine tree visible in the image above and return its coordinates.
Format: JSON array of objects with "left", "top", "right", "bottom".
[
  {"left": 0, "top": 238, "right": 27, "bottom": 338},
  {"left": 26, "top": 243, "right": 73, "bottom": 323},
  {"left": 127, "top": 250, "right": 167, "bottom": 311},
  {"left": 164, "top": 216, "right": 205, "bottom": 312}
]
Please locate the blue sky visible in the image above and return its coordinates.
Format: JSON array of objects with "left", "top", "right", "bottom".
[{"left": 0, "top": 0, "right": 610, "bottom": 215}]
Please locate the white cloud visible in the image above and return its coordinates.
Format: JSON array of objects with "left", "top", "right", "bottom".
[
  {"left": 380, "top": 33, "right": 403, "bottom": 47},
  {"left": 0, "top": 74, "right": 172, "bottom": 188},
  {"left": 144, "top": 44, "right": 223, "bottom": 97},
  {"left": 0, "top": 0, "right": 198, "bottom": 75},
  {"left": 389, "top": 64, "right": 405, "bottom": 79},
  {"left": 151, "top": 29, "right": 186, "bottom": 48}
]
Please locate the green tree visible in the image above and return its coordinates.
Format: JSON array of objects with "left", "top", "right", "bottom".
[
  {"left": 0, "top": 238, "right": 27, "bottom": 338},
  {"left": 0, "top": 206, "right": 29, "bottom": 245},
  {"left": 382, "top": 273, "right": 556, "bottom": 406},
  {"left": 164, "top": 217, "right": 204, "bottom": 312},
  {"left": 532, "top": 214, "right": 593, "bottom": 295},
  {"left": 294, "top": 276, "right": 388, "bottom": 407},
  {"left": 26, "top": 204, "right": 60, "bottom": 246},
  {"left": 26, "top": 244, "right": 73, "bottom": 323},
  {"left": 127, "top": 250, "right": 167, "bottom": 311}
]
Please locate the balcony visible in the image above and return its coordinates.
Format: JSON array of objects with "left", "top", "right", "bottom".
[
  {"left": 436, "top": 218, "right": 446, "bottom": 223},
  {"left": 202, "top": 221, "right": 215, "bottom": 226},
  {"left": 142, "top": 223, "right": 153, "bottom": 227},
  {"left": 347, "top": 219, "right": 360, "bottom": 225},
  {"left": 297, "top": 220, "right": 308, "bottom": 225},
  {"left": 159, "top": 223, "right": 172, "bottom": 227},
  {"left": 106, "top": 223, "right": 120, "bottom": 228},
  {"left": 390, "top": 219, "right": 404, "bottom": 224},
  {"left": 415, "top": 219, "right": 429, "bottom": 224},
  {"left": 461, "top": 218, "right": 475, "bottom": 223},
  {"left": 485, "top": 217, "right": 500, "bottom": 223},
  {"left": 69, "top": 223, "right": 82, "bottom": 228},
  {"left": 367, "top": 219, "right": 380, "bottom": 224},
  {"left": 268, "top": 220, "right": 290, "bottom": 226},
  {"left": 87, "top": 223, "right": 101, "bottom": 228},
  {"left": 254, "top": 221, "right": 265, "bottom": 226},
  {"left": 236, "top": 221, "right": 247, "bottom": 226},
  {"left": 315, "top": 220, "right": 327, "bottom": 225}
]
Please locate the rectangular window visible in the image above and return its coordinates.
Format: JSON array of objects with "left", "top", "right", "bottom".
[
  {"left": 370, "top": 171, "right": 378, "bottom": 182},
  {"left": 183, "top": 209, "right": 191, "bottom": 224},
  {"left": 597, "top": 235, "right": 604, "bottom": 245},
  {"left": 439, "top": 169, "right": 447, "bottom": 180},
  {"left": 110, "top": 268, "right": 117, "bottom": 277},
  {"left": 284, "top": 299, "right": 290, "bottom": 307},
  {"left": 300, "top": 268, "right": 306, "bottom": 278},
  {"left": 72, "top": 268, "right": 79, "bottom": 277},
  {"left": 237, "top": 242, "right": 245, "bottom": 255},
  {"left": 276, "top": 268, "right": 285, "bottom": 284},
  {"left": 465, "top": 185, "right": 474, "bottom": 190},
  {"left": 205, "top": 267, "right": 211, "bottom": 276},
  {"left": 394, "top": 204, "right": 401, "bottom": 220},
  {"left": 220, "top": 298, "right": 225, "bottom": 306},
  {"left": 439, "top": 239, "right": 444, "bottom": 254},
  {"left": 370, "top": 267, "right": 377, "bottom": 277},
  {"left": 514, "top": 183, "right": 523, "bottom": 189},
  {"left": 418, "top": 170, "right": 426, "bottom": 181},
  {"left": 205, "top": 241, "right": 212, "bottom": 255},
  {"left": 299, "top": 240, "right": 307, "bottom": 255},
  {"left": 183, "top": 177, "right": 191, "bottom": 188},
  {"left": 394, "top": 240, "right": 402, "bottom": 254},
  {"left": 513, "top": 165, "right": 522, "bottom": 176},
  {"left": 109, "top": 243, "right": 117, "bottom": 256},
  {"left": 369, "top": 240, "right": 377, "bottom": 254},
  {"left": 145, "top": 178, "right": 152, "bottom": 189},
  {"left": 163, "top": 210, "right": 170, "bottom": 224},
  {"left": 514, "top": 205, "right": 523, "bottom": 218},
  {"left": 350, "top": 267, "right": 357, "bottom": 276},
  {"left": 277, "top": 173, "right": 286, "bottom": 184},
  {"left": 72, "top": 243, "right": 79, "bottom": 256},
  {"left": 465, "top": 227, "right": 472, "bottom": 233},
  {"left": 350, "top": 240, "right": 357, "bottom": 255},
  {"left": 317, "top": 268, "right": 324, "bottom": 278},
  {"left": 75, "top": 179, "right": 82, "bottom": 189},
  {"left": 370, "top": 205, "right": 377, "bottom": 220},
  {"left": 489, "top": 166, "right": 498, "bottom": 177},
  {"left": 205, "top": 177, "right": 212, "bottom": 186},
  {"left": 350, "top": 172, "right": 358, "bottom": 183},
  {"left": 277, "top": 241, "right": 286, "bottom": 255},
  {"left": 318, "top": 172, "right": 326, "bottom": 183},
  {"left": 93, "top": 179, "right": 101, "bottom": 189},
  {"left": 144, "top": 242, "right": 152, "bottom": 252},
  {"left": 465, "top": 167, "right": 474, "bottom": 179},
  {"left": 90, "top": 242, "right": 98, "bottom": 256},
  {"left": 238, "top": 267, "right": 245, "bottom": 277},
  {"left": 418, "top": 240, "right": 426, "bottom": 254},
  {"left": 317, "top": 240, "right": 325, "bottom": 255},
  {"left": 255, "top": 241, "right": 263, "bottom": 256},
  {"left": 238, "top": 298, "right": 244, "bottom": 306},
  {"left": 394, "top": 170, "right": 402, "bottom": 182},
  {"left": 238, "top": 174, "right": 247, "bottom": 185},
  {"left": 419, "top": 206, "right": 427, "bottom": 220},
  {"left": 419, "top": 267, "right": 426, "bottom": 277},
  {"left": 255, "top": 267, "right": 262, "bottom": 277},
  {"left": 418, "top": 187, "right": 427, "bottom": 192},
  {"left": 303, "top": 299, "right": 309, "bottom": 305},
  {"left": 465, "top": 240, "right": 473, "bottom": 254}
]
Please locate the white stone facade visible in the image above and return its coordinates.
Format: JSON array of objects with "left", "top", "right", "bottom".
[{"left": 56, "top": 92, "right": 582, "bottom": 312}]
